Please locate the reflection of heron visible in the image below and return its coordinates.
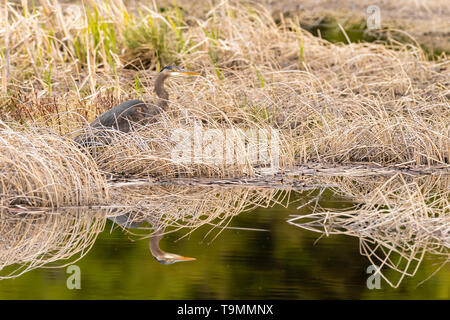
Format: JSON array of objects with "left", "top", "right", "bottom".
[
  {"left": 109, "top": 214, "right": 196, "bottom": 265},
  {"left": 149, "top": 230, "right": 196, "bottom": 265},
  {"left": 75, "top": 66, "right": 200, "bottom": 144}
]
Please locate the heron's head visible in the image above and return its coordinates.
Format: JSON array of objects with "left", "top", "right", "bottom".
[
  {"left": 160, "top": 65, "right": 200, "bottom": 77},
  {"left": 155, "top": 253, "right": 196, "bottom": 265}
]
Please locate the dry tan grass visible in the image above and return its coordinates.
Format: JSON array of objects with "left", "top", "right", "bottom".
[
  {"left": 0, "top": 1, "right": 448, "bottom": 174},
  {"left": 0, "top": 121, "right": 108, "bottom": 207},
  {"left": 74, "top": 113, "right": 288, "bottom": 178}
]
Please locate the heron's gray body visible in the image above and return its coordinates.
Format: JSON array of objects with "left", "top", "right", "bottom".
[
  {"left": 75, "top": 66, "right": 194, "bottom": 146},
  {"left": 89, "top": 99, "right": 154, "bottom": 132},
  {"left": 74, "top": 99, "right": 162, "bottom": 147}
]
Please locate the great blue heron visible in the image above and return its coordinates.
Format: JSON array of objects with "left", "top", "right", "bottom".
[
  {"left": 75, "top": 66, "right": 200, "bottom": 145},
  {"left": 80, "top": 66, "right": 200, "bottom": 264},
  {"left": 109, "top": 213, "right": 196, "bottom": 265}
]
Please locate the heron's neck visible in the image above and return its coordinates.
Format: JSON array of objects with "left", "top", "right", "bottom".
[{"left": 155, "top": 72, "right": 169, "bottom": 109}]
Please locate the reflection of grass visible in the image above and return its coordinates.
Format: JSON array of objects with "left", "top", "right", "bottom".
[
  {"left": 0, "top": 184, "right": 288, "bottom": 280},
  {"left": 289, "top": 174, "right": 450, "bottom": 288},
  {"left": 0, "top": 209, "right": 106, "bottom": 280},
  {"left": 0, "top": 200, "right": 448, "bottom": 298}
]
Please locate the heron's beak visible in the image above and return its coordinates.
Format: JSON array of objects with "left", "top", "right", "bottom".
[
  {"left": 170, "top": 68, "right": 201, "bottom": 77},
  {"left": 180, "top": 71, "right": 201, "bottom": 76}
]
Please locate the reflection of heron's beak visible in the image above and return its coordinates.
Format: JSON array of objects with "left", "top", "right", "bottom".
[
  {"left": 175, "top": 256, "right": 196, "bottom": 262},
  {"left": 149, "top": 231, "right": 197, "bottom": 264},
  {"left": 158, "top": 255, "right": 196, "bottom": 264}
]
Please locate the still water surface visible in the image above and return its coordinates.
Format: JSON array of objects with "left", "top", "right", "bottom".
[{"left": 0, "top": 195, "right": 448, "bottom": 299}]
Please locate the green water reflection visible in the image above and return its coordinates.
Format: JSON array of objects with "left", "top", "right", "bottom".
[{"left": 0, "top": 199, "right": 448, "bottom": 299}]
